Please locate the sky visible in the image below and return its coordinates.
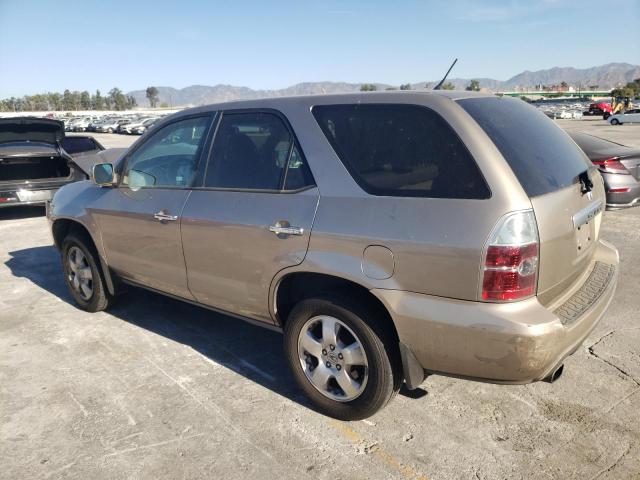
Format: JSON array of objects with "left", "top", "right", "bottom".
[{"left": 0, "top": 0, "right": 638, "bottom": 97}]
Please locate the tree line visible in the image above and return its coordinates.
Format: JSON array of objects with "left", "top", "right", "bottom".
[
  {"left": 360, "top": 80, "right": 480, "bottom": 92},
  {"left": 0, "top": 88, "right": 137, "bottom": 112},
  {"left": 611, "top": 78, "right": 640, "bottom": 99},
  {"left": 361, "top": 83, "right": 414, "bottom": 91}
]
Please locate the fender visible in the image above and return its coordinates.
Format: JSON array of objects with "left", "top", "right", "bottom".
[{"left": 48, "top": 181, "right": 118, "bottom": 295}]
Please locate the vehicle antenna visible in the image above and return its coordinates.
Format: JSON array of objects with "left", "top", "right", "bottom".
[{"left": 433, "top": 58, "right": 458, "bottom": 90}]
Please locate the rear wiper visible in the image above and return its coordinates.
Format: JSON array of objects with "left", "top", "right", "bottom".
[{"left": 578, "top": 170, "right": 593, "bottom": 195}]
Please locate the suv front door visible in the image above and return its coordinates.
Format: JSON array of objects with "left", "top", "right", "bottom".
[
  {"left": 181, "top": 110, "right": 318, "bottom": 323},
  {"left": 92, "top": 115, "right": 213, "bottom": 298}
]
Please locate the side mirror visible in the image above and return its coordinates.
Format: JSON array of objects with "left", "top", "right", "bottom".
[{"left": 93, "top": 163, "right": 115, "bottom": 186}]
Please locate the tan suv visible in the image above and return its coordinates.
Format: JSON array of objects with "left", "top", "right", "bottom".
[{"left": 47, "top": 92, "right": 619, "bottom": 420}]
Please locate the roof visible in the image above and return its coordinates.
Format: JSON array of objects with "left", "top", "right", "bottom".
[{"left": 170, "top": 90, "right": 494, "bottom": 118}]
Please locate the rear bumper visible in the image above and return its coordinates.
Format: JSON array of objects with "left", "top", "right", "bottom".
[
  {"left": 373, "top": 239, "right": 619, "bottom": 384},
  {"left": 0, "top": 187, "right": 61, "bottom": 208}
]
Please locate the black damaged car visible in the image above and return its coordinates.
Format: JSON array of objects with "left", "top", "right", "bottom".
[{"left": 0, "top": 117, "right": 103, "bottom": 208}]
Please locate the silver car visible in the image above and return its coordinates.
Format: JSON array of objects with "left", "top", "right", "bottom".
[{"left": 47, "top": 92, "right": 619, "bottom": 420}]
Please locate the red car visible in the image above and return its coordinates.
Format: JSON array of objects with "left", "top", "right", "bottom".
[{"left": 583, "top": 101, "right": 612, "bottom": 118}]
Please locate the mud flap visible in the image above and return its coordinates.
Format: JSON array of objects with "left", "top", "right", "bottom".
[{"left": 399, "top": 342, "right": 425, "bottom": 390}]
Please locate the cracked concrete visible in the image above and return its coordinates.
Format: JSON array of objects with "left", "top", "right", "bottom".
[
  {"left": 588, "top": 336, "right": 640, "bottom": 387},
  {"left": 588, "top": 329, "right": 640, "bottom": 388},
  {"left": 585, "top": 443, "right": 633, "bottom": 480},
  {"left": 1, "top": 124, "right": 639, "bottom": 480}
]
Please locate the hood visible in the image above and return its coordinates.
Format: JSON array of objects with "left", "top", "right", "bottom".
[{"left": 0, "top": 117, "right": 64, "bottom": 145}]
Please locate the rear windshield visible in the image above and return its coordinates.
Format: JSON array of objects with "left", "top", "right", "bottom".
[
  {"left": 61, "top": 136, "right": 101, "bottom": 154},
  {"left": 458, "top": 97, "right": 592, "bottom": 197},
  {"left": 312, "top": 104, "right": 490, "bottom": 199}
]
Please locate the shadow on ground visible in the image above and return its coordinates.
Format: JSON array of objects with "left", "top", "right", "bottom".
[
  {"left": 7, "top": 245, "right": 422, "bottom": 408},
  {"left": 0, "top": 206, "right": 46, "bottom": 220},
  {"left": 5, "top": 245, "right": 313, "bottom": 409}
]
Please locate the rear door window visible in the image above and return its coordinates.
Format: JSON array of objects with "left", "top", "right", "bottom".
[
  {"left": 312, "top": 104, "right": 490, "bottom": 199},
  {"left": 458, "top": 97, "right": 592, "bottom": 197}
]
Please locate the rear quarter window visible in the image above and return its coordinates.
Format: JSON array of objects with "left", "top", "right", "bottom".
[
  {"left": 312, "top": 104, "right": 490, "bottom": 199},
  {"left": 458, "top": 97, "right": 592, "bottom": 197}
]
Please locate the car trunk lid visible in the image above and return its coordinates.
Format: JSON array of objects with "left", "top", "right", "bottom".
[
  {"left": 0, "top": 117, "right": 64, "bottom": 145},
  {"left": 567, "top": 132, "right": 640, "bottom": 181},
  {"left": 458, "top": 96, "right": 605, "bottom": 306},
  {"left": 530, "top": 168, "right": 605, "bottom": 306},
  {"left": 619, "top": 155, "right": 640, "bottom": 180}
]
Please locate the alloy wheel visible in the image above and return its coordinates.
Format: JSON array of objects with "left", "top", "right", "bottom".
[
  {"left": 297, "top": 315, "right": 369, "bottom": 402},
  {"left": 67, "top": 246, "right": 93, "bottom": 300}
]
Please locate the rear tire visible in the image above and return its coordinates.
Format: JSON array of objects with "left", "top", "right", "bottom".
[
  {"left": 61, "top": 234, "right": 113, "bottom": 312},
  {"left": 284, "top": 296, "right": 401, "bottom": 420}
]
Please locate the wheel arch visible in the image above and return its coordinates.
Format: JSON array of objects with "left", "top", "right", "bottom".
[
  {"left": 273, "top": 270, "right": 427, "bottom": 389},
  {"left": 52, "top": 217, "right": 117, "bottom": 295},
  {"left": 272, "top": 271, "right": 399, "bottom": 343}
]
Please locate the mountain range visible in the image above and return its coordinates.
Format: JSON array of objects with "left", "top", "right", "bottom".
[{"left": 127, "top": 63, "right": 640, "bottom": 107}]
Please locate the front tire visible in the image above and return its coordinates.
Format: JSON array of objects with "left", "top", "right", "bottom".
[
  {"left": 284, "top": 297, "right": 401, "bottom": 420},
  {"left": 61, "top": 234, "right": 113, "bottom": 312},
  {"left": 610, "top": 118, "right": 620, "bottom": 125}
]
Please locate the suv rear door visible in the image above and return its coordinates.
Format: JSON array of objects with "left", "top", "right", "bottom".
[
  {"left": 180, "top": 110, "right": 318, "bottom": 323},
  {"left": 459, "top": 97, "right": 605, "bottom": 305},
  {"left": 92, "top": 114, "right": 214, "bottom": 298}
]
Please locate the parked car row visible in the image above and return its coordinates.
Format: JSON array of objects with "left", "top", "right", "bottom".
[
  {"left": 544, "top": 109, "right": 583, "bottom": 120},
  {"left": 533, "top": 100, "right": 640, "bottom": 125},
  {"left": 535, "top": 101, "right": 587, "bottom": 120},
  {"left": 61, "top": 114, "right": 164, "bottom": 135}
]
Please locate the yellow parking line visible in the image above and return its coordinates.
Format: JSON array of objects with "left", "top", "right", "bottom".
[{"left": 330, "top": 420, "right": 429, "bottom": 480}]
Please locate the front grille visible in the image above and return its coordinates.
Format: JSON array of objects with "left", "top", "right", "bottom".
[{"left": 554, "top": 261, "right": 616, "bottom": 326}]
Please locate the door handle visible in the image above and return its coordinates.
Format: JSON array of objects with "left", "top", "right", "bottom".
[
  {"left": 269, "top": 222, "right": 304, "bottom": 236},
  {"left": 153, "top": 211, "right": 178, "bottom": 222}
]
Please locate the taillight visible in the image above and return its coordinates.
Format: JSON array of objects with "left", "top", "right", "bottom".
[
  {"left": 592, "top": 157, "right": 630, "bottom": 175},
  {"left": 481, "top": 210, "right": 539, "bottom": 302}
]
